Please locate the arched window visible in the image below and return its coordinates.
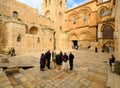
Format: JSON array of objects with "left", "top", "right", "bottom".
[
  {"left": 37, "top": 37, "right": 40, "bottom": 43},
  {"left": 29, "top": 26, "right": 38, "bottom": 35},
  {"left": 83, "top": 12, "right": 88, "bottom": 21},
  {"left": 103, "top": 25, "right": 114, "bottom": 38},
  {"left": 98, "top": 0, "right": 110, "bottom": 3},
  {"left": 17, "top": 34, "right": 21, "bottom": 42},
  {"left": 49, "top": 0, "right": 51, "bottom": 5},
  {"left": 60, "top": 1, "right": 62, "bottom": 7},
  {"left": 60, "top": 26, "right": 62, "bottom": 31},
  {"left": 59, "top": 12, "right": 63, "bottom": 23},
  {"left": 103, "top": 0, "right": 110, "bottom": 2},
  {"left": 100, "top": 8, "right": 105, "bottom": 17},
  {"left": 13, "top": 11, "right": 18, "bottom": 19},
  {"left": 45, "top": 0, "right": 47, "bottom": 6},
  {"left": 45, "top": 10, "right": 50, "bottom": 19},
  {"left": 73, "top": 17, "right": 76, "bottom": 24}
]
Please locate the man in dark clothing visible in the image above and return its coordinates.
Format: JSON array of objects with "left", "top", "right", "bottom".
[
  {"left": 63, "top": 53, "right": 68, "bottom": 71},
  {"left": 46, "top": 50, "right": 51, "bottom": 69},
  {"left": 59, "top": 51, "right": 63, "bottom": 64},
  {"left": 95, "top": 47, "right": 98, "bottom": 53},
  {"left": 109, "top": 55, "right": 115, "bottom": 67},
  {"left": 56, "top": 54, "right": 61, "bottom": 70},
  {"left": 69, "top": 52, "right": 74, "bottom": 70}
]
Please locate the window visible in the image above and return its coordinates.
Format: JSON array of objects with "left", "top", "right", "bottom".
[
  {"left": 103, "top": 25, "right": 114, "bottom": 38},
  {"left": 17, "top": 34, "right": 21, "bottom": 42},
  {"left": 49, "top": 0, "right": 51, "bottom": 5},
  {"left": 60, "top": 26, "right": 62, "bottom": 31},
  {"left": 98, "top": 0, "right": 110, "bottom": 3},
  {"left": 103, "top": 0, "right": 110, "bottom": 2},
  {"left": 45, "top": 0, "right": 47, "bottom": 6},
  {"left": 50, "top": 38, "right": 52, "bottom": 42},
  {"left": 113, "top": 0, "right": 116, "bottom": 5},
  {"left": 83, "top": 12, "right": 87, "bottom": 21},
  {"left": 13, "top": 11, "right": 18, "bottom": 19},
  {"left": 100, "top": 9, "right": 105, "bottom": 17},
  {"left": 60, "top": 1, "right": 62, "bottom": 7},
  {"left": 73, "top": 17, "right": 76, "bottom": 24},
  {"left": 37, "top": 37, "right": 40, "bottom": 43}
]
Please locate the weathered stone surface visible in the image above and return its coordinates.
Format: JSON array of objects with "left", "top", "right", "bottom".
[
  {"left": 1, "top": 58, "right": 9, "bottom": 63},
  {"left": 90, "top": 82, "right": 105, "bottom": 88},
  {"left": 5, "top": 66, "right": 19, "bottom": 74},
  {"left": 0, "top": 50, "right": 119, "bottom": 88}
]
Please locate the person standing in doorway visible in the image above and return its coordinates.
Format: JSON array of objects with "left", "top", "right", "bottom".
[{"left": 95, "top": 47, "right": 98, "bottom": 53}]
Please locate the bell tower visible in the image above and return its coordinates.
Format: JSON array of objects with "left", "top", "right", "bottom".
[{"left": 42, "top": 0, "right": 67, "bottom": 50}]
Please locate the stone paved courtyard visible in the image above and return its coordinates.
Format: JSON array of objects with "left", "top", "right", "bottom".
[{"left": 0, "top": 50, "right": 120, "bottom": 88}]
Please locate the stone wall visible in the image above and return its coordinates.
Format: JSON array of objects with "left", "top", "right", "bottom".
[
  {"left": 65, "top": 0, "right": 115, "bottom": 51},
  {"left": 0, "top": 0, "right": 55, "bottom": 54},
  {"left": 115, "top": 0, "right": 120, "bottom": 60}
]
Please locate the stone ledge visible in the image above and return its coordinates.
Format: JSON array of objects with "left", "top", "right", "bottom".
[{"left": 114, "top": 60, "right": 120, "bottom": 75}]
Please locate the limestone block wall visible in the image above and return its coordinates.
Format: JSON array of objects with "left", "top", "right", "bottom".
[
  {"left": 67, "top": 26, "right": 96, "bottom": 49},
  {"left": 0, "top": 0, "right": 56, "bottom": 54},
  {"left": 115, "top": 0, "right": 120, "bottom": 60},
  {"left": 0, "top": 0, "right": 55, "bottom": 30},
  {"left": 0, "top": 0, "right": 38, "bottom": 23},
  {"left": 0, "top": 20, "right": 7, "bottom": 50},
  {"left": 5, "top": 21, "right": 26, "bottom": 54},
  {"left": 65, "top": 0, "right": 114, "bottom": 51},
  {"left": 65, "top": 1, "right": 96, "bottom": 30},
  {"left": 0, "top": 19, "right": 54, "bottom": 54}
]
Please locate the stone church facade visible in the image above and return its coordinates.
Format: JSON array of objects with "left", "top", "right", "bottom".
[
  {"left": 0, "top": 0, "right": 59, "bottom": 54},
  {"left": 65, "top": 0, "right": 115, "bottom": 52},
  {"left": 0, "top": 0, "right": 118, "bottom": 56}
]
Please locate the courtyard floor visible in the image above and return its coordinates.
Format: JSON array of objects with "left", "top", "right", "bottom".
[{"left": 0, "top": 50, "right": 120, "bottom": 88}]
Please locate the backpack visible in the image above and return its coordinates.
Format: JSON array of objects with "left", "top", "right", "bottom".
[{"left": 63, "top": 55, "right": 68, "bottom": 62}]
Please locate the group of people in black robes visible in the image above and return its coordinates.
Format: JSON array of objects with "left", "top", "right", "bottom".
[
  {"left": 39, "top": 50, "right": 51, "bottom": 71},
  {"left": 39, "top": 50, "right": 74, "bottom": 71}
]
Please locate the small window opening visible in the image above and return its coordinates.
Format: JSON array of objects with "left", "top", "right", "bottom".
[{"left": 17, "top": 34, "right": 21, "bottom": 42}]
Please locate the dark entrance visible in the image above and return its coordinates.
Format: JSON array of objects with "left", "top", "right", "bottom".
[{"left": 72, "top": 40, "right": 78, "bottom": 49}]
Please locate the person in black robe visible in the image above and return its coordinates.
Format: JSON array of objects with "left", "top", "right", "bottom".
[
  {"left": 46, "top": 50, "right": 51, "bottom": 69},
  {"left": 69, "top": 52, "right": 74, "bottom": 70},
  {"left": 40, "top": 53, "right": 45, "bottom": 71}
]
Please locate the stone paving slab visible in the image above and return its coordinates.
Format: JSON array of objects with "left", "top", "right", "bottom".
[{"left": 0, "top": 50, "right": 120, "bottom": 88}]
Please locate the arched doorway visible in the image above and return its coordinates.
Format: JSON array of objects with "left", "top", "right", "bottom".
[
  {"left": 72, "top": 40, "right": 78, "bottom": 49},
  {"left": 102, "top": 24, "right": 114, "bottom": 52},
  {"left": 69, "top": 34, "right": 79, "bottom": 49},
  {"left": 103, "top": 25, "right": 114, "bottom": 39}
]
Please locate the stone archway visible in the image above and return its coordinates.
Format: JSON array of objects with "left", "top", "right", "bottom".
[
  {"left": 79, "top": 30, "right": 93, "bottom": 49},
  {"left": 101, "top": 24, "right": 115, "bottom": 52},
  {"left": 102, "top": 25, "right": 114, "bottom": 39},
  {"left": 69, "top": 34, "right": 79, "bottom": 49},
  {"left": 29, "top": 26, "right": 38, "bottom": 35}
]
